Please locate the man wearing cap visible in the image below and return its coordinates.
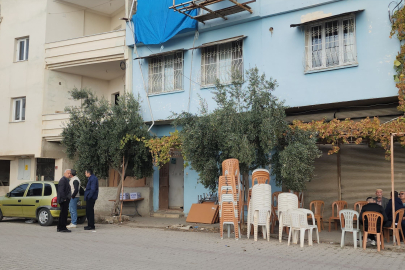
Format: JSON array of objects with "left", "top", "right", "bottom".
[
  {"left": 374, "top": 189, "right": 389, "bottom": 210},
  {"left": 67, "top": 169, "right": 81, "bottom": 229}
]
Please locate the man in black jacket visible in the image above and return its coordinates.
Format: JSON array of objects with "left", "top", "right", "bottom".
[
  {"left": 57, "top": 169, "right": 72, "bottom": 233},
  {"left": 360, "top": 197, "right": 389, "bottom": 245}
]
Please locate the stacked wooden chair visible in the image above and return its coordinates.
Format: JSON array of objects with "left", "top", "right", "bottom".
[{"left": 218, "top": 159, "right": 242, "bottom": 239}]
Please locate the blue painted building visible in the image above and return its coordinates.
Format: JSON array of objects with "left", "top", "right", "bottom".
[{"left": 127, "top": 0, "right": 403, "bottom": 216}]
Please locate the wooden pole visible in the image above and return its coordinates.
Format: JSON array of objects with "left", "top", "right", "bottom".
[
  {"left": 337, "top": 144, "right": 342, "bottom": 201},
  {"left": 391, "top": 134, "right": 395, "bottom": 240},
  {"left": 119, "top": 156, "right": 125, "bottom": 222}
]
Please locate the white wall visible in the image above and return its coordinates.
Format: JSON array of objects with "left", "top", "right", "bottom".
[
  {"left": 0, "top": 0, "right": 47, "bottom": 158},
  {"left": 84, "top": 11, "right": 110, "bottom": 36}
]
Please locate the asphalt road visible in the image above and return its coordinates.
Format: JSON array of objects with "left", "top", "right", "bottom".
[{"left": 1, "top": 219, "right": 404, "bottom": 270}]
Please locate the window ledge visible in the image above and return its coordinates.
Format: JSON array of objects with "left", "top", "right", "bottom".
[
  {"left": 200, "top": 82, "right": 236, "bottom": 90},
  {"left": 14, "top": 60, "right": 28, "bottom": 63},
  {"left": 148, "top": 90, "right": 185, "bottom": 97},
  {"left": 305, "top": 63, "right": 358, "bottom": 74},
  {"left": 9, "top": 121, "right": 25, "bottom": 123}
]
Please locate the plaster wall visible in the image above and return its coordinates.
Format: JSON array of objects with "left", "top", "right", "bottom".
[
  {"left": 95, "top": 187, "right": 153, "bottom": 217},
  {"left": 0, "top": 187, "right": 8, "bottom": 197},
  {"left": 132, "top": 0, "right": 398, "bottom": 123},
  {"left": 0, "top": 0, "right": 47, "bottom": 158}
]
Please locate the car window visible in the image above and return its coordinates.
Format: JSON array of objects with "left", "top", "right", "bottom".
[
  {"left": 27, "top": 183, "right": 43, "bottom": 197},
  {"left": 44, "top": 184, "right": 53, "bottom": 196},
  {"left": 10, "top": 184, "right": 29, "bottom": 197}
]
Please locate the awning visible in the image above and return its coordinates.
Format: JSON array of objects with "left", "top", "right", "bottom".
[
  {"left": 290, "top": 10, "right": 364, "bottom": 27},
  {"left": 191, "top": 35, "right": 246, "bottom": 49},
  {"left": 134, "top": 48, "right": 185, "bottom": 60}
]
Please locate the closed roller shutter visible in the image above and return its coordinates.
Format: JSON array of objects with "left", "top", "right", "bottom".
[
  {"left": 341, "top": 143, "right": 405, "bottom": 209},
  {"left": 304, "top": 145, "right": 338, "bottom": 220}
]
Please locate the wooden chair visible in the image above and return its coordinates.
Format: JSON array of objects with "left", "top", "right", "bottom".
[
  {"left": 383, "top": 208, "right": 405, "bottom": 246},
  {"left": 354, "top": 201, "right": 368, "bottom": 213},
  {"left": 309, "top": 200, "right": 325, "bottom": 232},
  {"left": 362, "top": 211, "right": 385, "bottom": 252},
  {"left": 328, "top": 200, "right": 348, "bottom": 232},
  {"left": 270, "top": 191, "right": 282, "bottom": 233}
]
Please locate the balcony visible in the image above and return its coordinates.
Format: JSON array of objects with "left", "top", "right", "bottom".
[
  {"left": 42, "top": 113, "right": 70, "bottom": 142},
  {"left": 45, "top": 30, "right": 126, "bottom": 70}
]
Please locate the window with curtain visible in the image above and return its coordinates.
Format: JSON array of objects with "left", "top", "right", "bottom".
[
  {"left": 305, "top": 16, "right": 356, "bottom": 72},
  {"left": 201, "top": 40, "right": 243, "bottom": 86},
  {"left": 148, "top": 52, "right": 183, "bottom": 94}
]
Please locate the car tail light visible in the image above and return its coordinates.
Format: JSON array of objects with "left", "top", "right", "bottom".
[{"left": 51, "top": 197, "right": 58, "bottom": 208}]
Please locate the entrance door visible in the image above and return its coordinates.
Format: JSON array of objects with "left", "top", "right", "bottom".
[
  {"left": 169, "top": 156, "right": 184, "bottom": 209},
  {"left": 159, "top": 163, "right": 170, "bottom": 209}
]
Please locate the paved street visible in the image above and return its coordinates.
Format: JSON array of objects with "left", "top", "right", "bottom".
[{"left": 1, "top": 220, "right": 405, "bottom": 270}]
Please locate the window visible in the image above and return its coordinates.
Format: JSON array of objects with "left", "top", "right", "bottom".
[
  {"left": 12, "top": 97, "right": 26, "bottom": 122},
  {"left": 201, "top": 40, "right": 243, "bottom": 86},
  {"left": 148, "top": 52, "right": 183, "bottom": 94},
  {"left": 305, "top": 16, "right": 357, "bottom": 72},
  {"left": 16, "top": 37, "right": 29, "bottom": 61},
  {"left": 27, "top": 183, "right": 43, "bottom": 197},
  {"left": 44, "top": 184, "right": 53, "bottom": 196},
  {"left": 36, "top": 158, "right": 55, "bottom": 181},
  {"left": 113, "top": 93, "right": 120, "bottom": 105},
  {"left": 10, "top": 184, "right": 28, "bottom": 197}
]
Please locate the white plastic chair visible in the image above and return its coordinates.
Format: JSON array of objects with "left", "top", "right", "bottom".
[
  {"left": 287, "top": 209, "right": 314, "bottom": 248},
  {"left": 278, "top": 193, "right": 298, "bottom": 242},
  {"left": 339, "top": 209, "right": 362, "bottom": 249},
  {"left": 247, "top": 184, "right": 272, "bottom": 241},
  {"left": 299, "top": 209, "right": 319, "bottom": 244}
]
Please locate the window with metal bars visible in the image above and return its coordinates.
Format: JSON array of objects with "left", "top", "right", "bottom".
[
  {"left": 305, "top": 16, "right": 357, "bottom": 72},
  {"left": 148, "top": 52, "right": 183, "bottom": 94},
  {"left": 201, "top": 40, "right": 243, "bottom": 86}
]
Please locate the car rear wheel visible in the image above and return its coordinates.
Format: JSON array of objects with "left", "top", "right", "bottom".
[
  {"left": 37, "top": 208, "right": 53, "bottom": 226},
  {"left": 0, "top": 209, "right": 3, "bottom": 221},
  {"left": 77, "top": 216, "right": 86, "bottom": 224}
]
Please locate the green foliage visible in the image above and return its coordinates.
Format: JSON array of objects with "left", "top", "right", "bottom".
[
  {"left": 174, "top": 68, "right": 320, "bottom": 191},
  {"left": 271, "top": 128, "right": 321, "bottom": 191},
  {"left": 62, "top": 88, "right": 153, "bottom": 185}
]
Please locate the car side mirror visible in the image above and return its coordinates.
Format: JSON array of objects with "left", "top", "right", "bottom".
[{"left": 6, "top": 193, "right": 10, "bottom": 198}]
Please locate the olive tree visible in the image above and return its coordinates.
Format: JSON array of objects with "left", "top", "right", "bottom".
[
  {"left": 62, "top": 88, "right": 153, "bottom": 214},
  {"left": 174, "top": 67, "right": 321, "bottom": 194}
]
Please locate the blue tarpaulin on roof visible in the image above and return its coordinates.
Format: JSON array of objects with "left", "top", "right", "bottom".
[{"left": 132, "top": 0, "right": 198, "bottom": 45}]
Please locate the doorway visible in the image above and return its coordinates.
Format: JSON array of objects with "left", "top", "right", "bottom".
[
  {"left": 168, "top": 156, "right": 184, "bottom": 210},
  {"left": 0, "top": 160, "right": 10, "bottom": 186},
  {"left": 36, "top": 158, "right": 55, "bottom": 181}
]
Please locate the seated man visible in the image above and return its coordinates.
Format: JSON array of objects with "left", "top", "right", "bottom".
[
  {"left": 385, "top": 191, "right": 404, "bottom": 227},
  {"left": 360, "top": 197, "right": 389, "bottom": 245},
  {"left": 399, "top": 191, "right": 405, "bottom": 207},
  {"left": 374, "top": 189, "right": 389, "bottom": 210}
]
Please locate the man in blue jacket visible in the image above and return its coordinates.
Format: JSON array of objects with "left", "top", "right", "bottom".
[{"left": 84, "top": 169, "right": 99, "bottom": 230}]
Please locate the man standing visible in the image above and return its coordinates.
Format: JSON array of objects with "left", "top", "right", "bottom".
[
  {"left": 57, "top": 169, "right": 72, "bottom": 233},
  {"left": 374, "top": 189, "right": 389, "bottom": 210},
  {"left": 67, "top": 169, "right": 80, "bottom": 229},
  {"left": 84, "top": 169, "right": 99, "bottom": 230},
  {"left": 360, "top": 197, "right": 389, "bottom": 245}
]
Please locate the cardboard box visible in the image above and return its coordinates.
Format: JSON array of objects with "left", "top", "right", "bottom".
[
  {"left": 120, "top": 193, "right": 130, "bottom": 200},
  {"left": 130, "top": 192, "right": 141, "bottom": 199}
]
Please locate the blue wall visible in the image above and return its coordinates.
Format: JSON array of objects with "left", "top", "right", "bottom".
[{"left": 131, "top": 0, "right": 398, "bottom": 214}]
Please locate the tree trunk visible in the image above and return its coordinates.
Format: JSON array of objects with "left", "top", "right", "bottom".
[
  {"left": 241, "top": 171, "right": 249, "bottom": 229},
  {"left": 112, "top": 158, "right": 129, "bottom": 215}
]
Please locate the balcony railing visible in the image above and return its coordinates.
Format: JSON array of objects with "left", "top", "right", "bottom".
[
  {"left": 45, "top": 30, "right": 125, "bottom": 69},
  {"left": 42, "top": 113, "right": 70, "bottom": 142}
]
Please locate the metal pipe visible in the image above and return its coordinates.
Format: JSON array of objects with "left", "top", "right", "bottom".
[
  {"left": 128, "top": 0, "right": 136, "bottom": 20},
  {"left": 391, "top": 133, "right": 395, "bottom": 241}
]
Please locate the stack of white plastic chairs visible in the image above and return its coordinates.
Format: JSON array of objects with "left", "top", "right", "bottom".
[
  {"left": 218, "top": 159, "right": 241, "bottom": 239},
  {"left": 247, "top": 184, "right": 272, "bottom": 241},
  {"left": 278, "top": 193, "right": 298, "bottom": 242}
]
